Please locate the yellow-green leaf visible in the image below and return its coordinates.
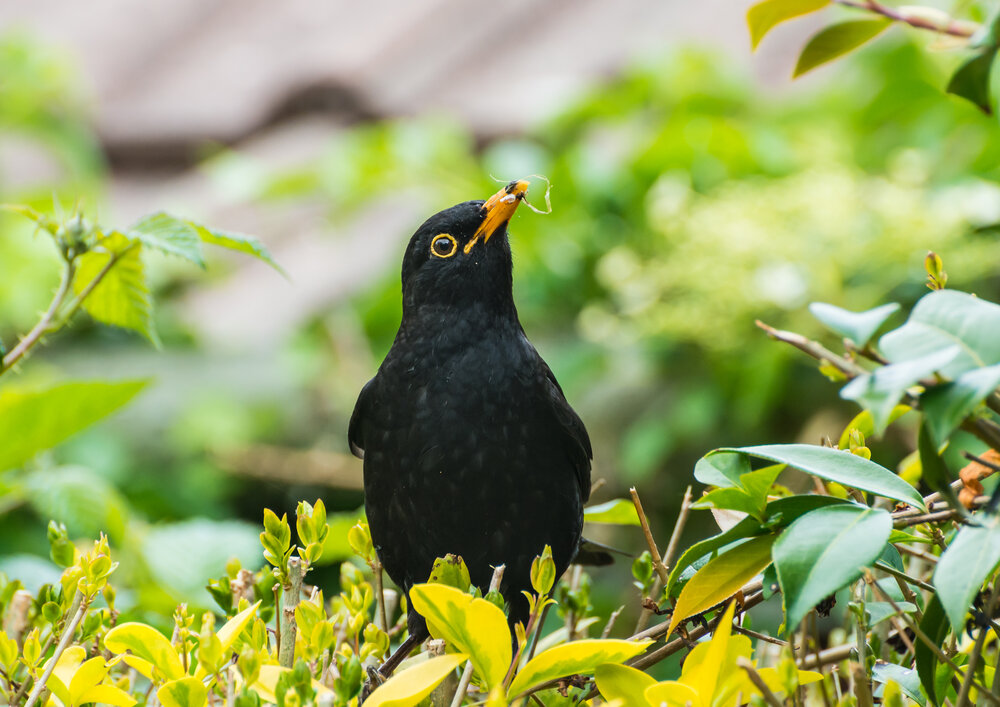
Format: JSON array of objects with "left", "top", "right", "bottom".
[
  {"left": 685, "top": 602, "right": 736, "bottom": 699},
  {"left": 645, "top": 681, "right": 703, "bottom": 707},
  {"left": 747, "top": 0, "right": 830, "bottom": 50},
  {"left": 583, "top": 499, "right": 640, "bottom": 525},
  {"left": 74, "top": 233, "right": 157, "bottom": 344},
  {"left": 69, "top": 656, "right": 109, "bottom": 704},
  {"left": 122, "top": 655, "right": 155, "bottom": 680},
  {"left": 408, "top": 583, "right": 511, "bottom": 690},
  {"left": 793, "top": 19, "right": 892, "bottom": 77},
  {"left": 251, "top": 665, "right": 333, "bottom": 703},
  {"left": 77, "top": 684, "right": 137, "bottom": 707},
  {"left": 365, "top": 653, "right": 468, "bottom": 707},
  {"left": 508, "top": 639, "right": 652, "bottom": 698},
  {"left": 668, "top": 535, "right": 775, "bottom": 636},
  {"left": 105, "top": 623, "right": 184, "bottom": 681},
  {"left": 193, "top": 600, "right": 261, "bottom": 679},
  {"left": 595, "top": 663, "right": 656, "bottom": 705},
  {"left": 157, "top": 677, "right": 207, "bottom": 707}
]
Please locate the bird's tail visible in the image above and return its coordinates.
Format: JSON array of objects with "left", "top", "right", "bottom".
[{"left": 574, "top": 537, "right": 632, "bottom": 566}]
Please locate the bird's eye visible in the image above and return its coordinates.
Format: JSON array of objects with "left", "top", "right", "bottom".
[{"left": 430, "top": 234, "right": 458, "bottom": 258}]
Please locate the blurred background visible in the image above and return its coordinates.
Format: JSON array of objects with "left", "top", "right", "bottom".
[{"left": 3, "top": 0, "right": 1000, "bottom": 625}]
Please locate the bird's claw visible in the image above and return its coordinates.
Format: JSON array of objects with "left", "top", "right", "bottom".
[{"left": 359, "top": 666, "right": 386, "bottom": 704}]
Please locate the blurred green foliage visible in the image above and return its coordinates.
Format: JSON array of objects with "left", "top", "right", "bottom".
[{"left": 3, "top": 26, "right": 1000, "bottom": 627}]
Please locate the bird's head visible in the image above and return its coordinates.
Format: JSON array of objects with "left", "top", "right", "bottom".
[{"left": 400, "top": 179, "right": 530, "bottom": 319}]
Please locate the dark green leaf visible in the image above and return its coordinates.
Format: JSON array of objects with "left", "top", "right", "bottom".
[
  {"left": 793, "top": 19, "right": 892, "bottom": 78},
  {"left": 694, "top": 451, "right": 750, "bottom": 488},
  {"left": 921, "top": 363, "right": 1000, "bottom": 446},
  {"left": 127, "top": 212, "right": 206, "bottom": 266},
  {"left": 710, "top": 444, "right": 925, "bottom": 509},
  {"left": 915, "top": 594, "right": 949, "bottom": 705},
  {"left": 880, "top": 290, "right": 1000, "bottom": 377},
  {"left": 840, "top": 347, "right": 959, "bottom": 433},
  {"left": 917, "top": 420, "right": 962, "bottom": 512},
  {"left": 946, "top": 48, "right": 997, "bottom": 115},
  {"left": 932, "top": 519, "right": 1000, "bottom": 632},
  {"left": 0, "top": 380, "right": 147, "bottom": 472},
  {"left": 773, "top": 504, "right": 892, "bottom": 630},
  {"left": 873, "top": 662, "right": 926, "bottom": 707},
  {"left": 809, "top": 302, "right": 900, "bottom": 347},
  {"left": 747, "top": 0, "right": 830, "bottom": 50},
  {"left": 865, "top": 601, "right": 916, "bottom": 627}
]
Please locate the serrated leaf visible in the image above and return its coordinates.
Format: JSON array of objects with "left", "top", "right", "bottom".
[
  {"left": 508, "top": 640, "right": 651, "bottom": 698},
  {"left": 947, "top": 48, "right": 997, "bottom": 114},
  {"left": 773, "top": 504, "right": 891, "bottom": 630},
  {"left": 841, "top": 347, "right": 960, "bottom": 433},
  {"left": 748, "top": 0, "right": 830, "bottom": 50},
  {"left": 932, "top": 519, "right": 1000, "bottom": 632},
  {"left": 810, "top": 302, "right": 900, "bottom": 347},
  {"left": 105, "top": 623, "right": 184, "bottom": 681},
  {"left": 365, "top": 653, "right": 467, "bottom": 707},
  {"left": 186, "top": 220, "right": 283, "bottom": 274},
  {"left": 408, "top": 583, "right": 511, "bottom": 690},
  {"left": 794, "top": 19, "right": 892, "bottom": 77},
  {"left": 583, "top": 499, "right": 640, "bottom": 525},
  {"left": 668, "top": 534, "right": 776, "bottom": 635},
  {"left": 708, "top": 445, "right": 925, "bottom": 509},
  {"left": 880, "top": 290, "right": 1000, "bottom": 377},
  {"left": 0, "top": 379, "right": 147, "bottom": 472},
  {"left": 127, "top": 212, "right": 206, "bottom": 266},
  {"left": 74, "top": 233, "right": 157, "bottom": 344},
  {"left": 921, "top": 363, "right": 1000, "bottom": 446}
]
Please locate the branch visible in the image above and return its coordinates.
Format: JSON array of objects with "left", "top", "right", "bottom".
[
  {"left": 834, "top": 0, "right": 977, "bottom": 38},
  {"left": 630, "top": 487, "right": 669, "bottom": 587},
  {"left": 737, "top": 657, "right": 784, "bottom": 707},
  {"left": 1, "top": 258, "right": 75, "bottom": 374},
  {"left": 278, "top": 557, "right": 304, "bottom": 668},
  {"left": 23, "top": 592, "right": 88, "bottom": 707}
]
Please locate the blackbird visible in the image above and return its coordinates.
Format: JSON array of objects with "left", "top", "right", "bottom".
[{"left": 349, "top": 179, "right": 593, "bottom": 672}]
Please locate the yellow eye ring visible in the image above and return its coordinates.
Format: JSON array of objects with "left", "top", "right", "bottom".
[{"left": 430, "top": 233, "right": 458, "bottom": 258}]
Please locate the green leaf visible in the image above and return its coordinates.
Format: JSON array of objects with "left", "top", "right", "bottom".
[
  {"left": 838, "top": 406, "right": 914, "bottom": 448},
  {"left": 427, "top": 554, "right": 472, "bottom": 590},
  {"left": 127, "top": 213, "right": 206, "bottom": 266},
  {"left": 747, "top": 0, "right": 830, "bottom": 50},
  {"left": 921, "top": 363, "right": 1000, "bottom": 446},
  {"left": 946, "top": 48, "right": 997, "bottom": 115},
  {"left": 668, "top": 534, "right": 776, "bottom": 635},
  {"left": 365, "top": 654, "right": 467, "bottom": 707},
  {"left": 773, "top": 504, "right": 892, "bottom": 630},
  {"left": 691, "top": 487, "right": 763, "bottom": 518},
  {"left": 880, "top": 290, "right": 1000, "bottom": 378},
  {"left": 667, "top": 494, "right": 847, "bottom": 595},
  {"left": 0, "top": 380, "right": 147, "bottom": 472},
  {"left": 873, "top": 663, "right": 926, "bottom": 707},
  {"left": 594, "top": 663, "right": 657, "bottom": 705},
  {"left": 157, "top": 677, "right": 207, "bottom": 707},
  {"left": 105, "top": 623, "right": 184, "bottom": 681},
  {"left": 508, "top": 639, "right": 652, "bottom": 698},
  {"left": 25, "top": 466, "right": 128, "bottom": 542},
  {"left": 186, "top": 220, "right": 283, "bottom": 274},
  {"left": 192, "top": 601, "right": 261, "bottom": 679},
  {"left": 709, "top": 445, "right": 925, "bottom": 509},
  {"left": 932, "top": 519, "right": 1000, "bottom": 632},
  {"left": 840, "top": 347, "right": 959, "bottom": 433},
  {"left": 865, "top": 601, "right": 917, "bottom": 627},
  {"left": 694, "top": 450, "right": 751, "bottom": 488},
  {"left": 917, "top": 420, "right": 961, "bottom": 512},
  {"left": 74, "top": 233, "right": 157, "bottom": 344},
  {"left": 408, "top": 583, "right": 511, "bottom": 690},
  {"left": 793, "top": 19, "right": 892, "bottom": 77},
  {"left": 809, "top": 302, "right": 900, "bottom": 347},
  {"left": 583, "top": 499, "right": 640, "bottom": 525},
  {"left": 914, "top": 594, "right": 949, "bottom": 706}
]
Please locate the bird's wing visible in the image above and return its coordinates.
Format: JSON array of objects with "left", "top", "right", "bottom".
[
  {"left": 540, "top": 362, "right": 593, "bottom": 503},
  {"left": 348, "top": 378, "right": 374, "bottom": 459}
]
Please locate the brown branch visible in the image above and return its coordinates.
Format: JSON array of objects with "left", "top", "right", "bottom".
[
  {"left": 738, "top": 657, "right": 784, "bottom": 707},
  {"left": 630, "top": 487, "right": 669, "bottom": 587},
  {"left": 756, "top": 321, "right": 867, "bottom": 378},
  {"left": 834, "top": 0, "right": 977, "bottom": 38},
  {"left": 634, "top": 485, "right": 692, "bottom": 633}
]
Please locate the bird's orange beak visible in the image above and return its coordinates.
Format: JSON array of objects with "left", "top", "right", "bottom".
[{"left": 463, "top": 179, "right": 530, "bottom": 254}]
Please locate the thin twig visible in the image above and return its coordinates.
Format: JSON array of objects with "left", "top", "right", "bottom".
[
  {"left": 732, "top": 624, "right": 789, "bottom": 647},
  {"left": 955, "top": 578, "right": 1000, "bottom": 707},
  {"left": 737, "top": 657, "right": 784, "bottom": 707},
  {"left": 601, "top": 606, "right": 624, "bottom": 639},
  {"left": 373, "top": 557, "right": 388, "bottom": 633},
  {"left": 629, "top": 487, "right": 668, "bottom": 587},
  {"left": 449, "top": 663, "right": 474, "bottom": 707},
  {"left": 756, "top": 321, "right": 867, "bottom": 377},
  {"left": 833, "top": 0, "right": 977, "bottom": 38},
  {"left": 23, "top": 592, "right": 88, "bottom": 707},
  {"left": 635, "top": 486, "right": 692, "bottom": 633},
  {"left": 1, "top": 259, "right": 75, "bottom": 374},
  {"left": 874, "top": 561, "right": 936, "bottom": 593}
]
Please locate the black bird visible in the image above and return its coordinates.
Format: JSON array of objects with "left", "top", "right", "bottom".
[{"left": 349, "top": 179, "right": 593, "bottom": 672}]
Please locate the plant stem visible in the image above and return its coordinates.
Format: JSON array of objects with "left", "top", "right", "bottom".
[
  {"left": 737, "top": 657, "right": 784, "bottom": 707},
  {"left": 278, "top": 558, "right": 304, "bottom": 668},
  {"left": 1, "top": 259, "right": 75, "bottom": 375},
  {"left": 449, "top": 662, "right": 474, "bottom": 707},
  {"left": 372, "top": 557, "right": 388, "bottom": 633},
  {"left": 23, "top": 591, "right": 87, "bottom": 707},
  {"left": 955, "top": 577, "right": 1000, "bottom": 707},
  {"left": 634, "top": 486, "right": 692, "bottom": 633},
  {"left": 629, "top": 487, "right": 669, "bottom": 587},
  {"left": 834, "top": 0, "right": 977, "bottom": 38}
]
